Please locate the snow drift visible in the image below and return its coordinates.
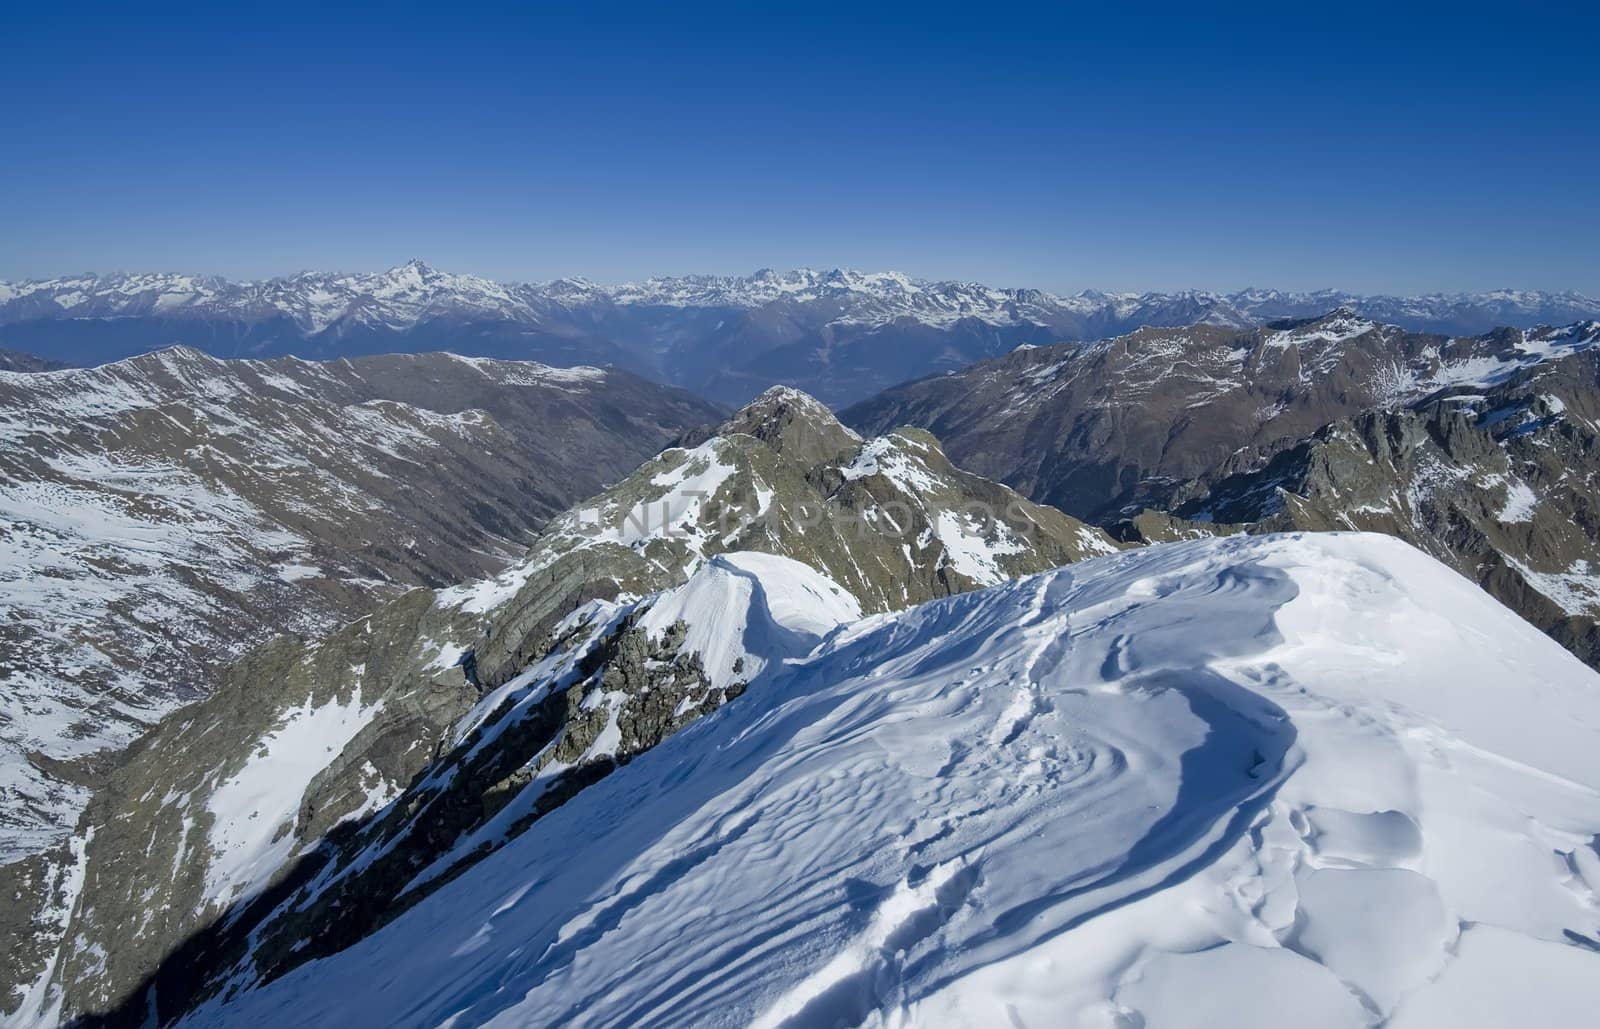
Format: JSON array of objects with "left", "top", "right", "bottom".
[{"left": 181, "top": 533, "right": 1600, "bottom": 1028}]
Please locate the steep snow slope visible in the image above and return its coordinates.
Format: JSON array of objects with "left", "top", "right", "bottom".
[{"left": 179, "top": 533, "right": 1600, "bottom": 1028}]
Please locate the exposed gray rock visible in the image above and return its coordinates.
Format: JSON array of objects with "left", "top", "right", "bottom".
[
  {"left": 847, "top": 312, "right": 1600, "bottom": 670},
  {"left": 0, "top": 347, "right": 67, "bottom": 372}
]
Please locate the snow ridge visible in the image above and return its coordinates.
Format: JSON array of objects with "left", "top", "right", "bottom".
[{"left": 177, "top": 533, "right": 1600, "bottom": 1028}]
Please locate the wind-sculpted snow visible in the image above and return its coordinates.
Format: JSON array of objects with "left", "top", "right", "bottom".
[
  {"left": 637, "top": 553, "right": 863, "bottom": 692},
  {"left": 179, "top": 533, "right": 1600, "bottom": 1027}
]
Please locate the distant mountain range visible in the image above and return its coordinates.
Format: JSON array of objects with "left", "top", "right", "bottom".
[{"left": 4, "top": 262, "right": 1597, "bottom": 405}]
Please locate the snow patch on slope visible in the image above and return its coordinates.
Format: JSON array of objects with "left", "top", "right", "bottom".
[
  {"left": 638, "top": 552, "right": 861, "bottom": 689},
  {"left": 203, "top": 690, "right": 383, "bottom": 908}
]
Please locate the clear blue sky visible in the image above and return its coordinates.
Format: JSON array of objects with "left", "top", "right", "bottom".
[{"left": 5, "top": 1, "right": 1597, "bottom": 293}]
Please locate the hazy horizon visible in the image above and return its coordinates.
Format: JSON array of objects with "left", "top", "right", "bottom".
[{"left": 3, "top": 259, "right": 1596, "bottom": 300}]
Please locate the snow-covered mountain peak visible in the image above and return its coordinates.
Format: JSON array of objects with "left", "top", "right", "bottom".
[{"left": 4, "top": 266, "right": 1598, "bottom": 334}]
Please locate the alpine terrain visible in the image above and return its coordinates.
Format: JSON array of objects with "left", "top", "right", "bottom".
[
  {"left": 169, "top": 532, "right": 1600, "bottom": 1029},
  {"left": 2, "top": 388, "right": 1119, "bottom": 1025},
  {"left": 0, "top": 349, "right": 67, "bottom": 373},
  {"left": 13, "top": 1, "right": 1596, "bottom": 1023},
  {"left": 0, "top": 347, "right": 718, "bottom": 1000},
  {"left": 25, "top": 528, "right": 1600, "bottom": 1027},
  {"left": 5, "top": 263, "right": 1598, "bottom": 407},
  {"left": 846, "top": 311, "right": 1600, "bottom": 669}
]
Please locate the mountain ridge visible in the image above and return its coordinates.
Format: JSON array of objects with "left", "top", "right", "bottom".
[
  {"left": 6, "top": 261, "right": 1595, "bottom": 336},
  {"left": 0, "top": 345, "right": 719, "bottom": 864},
  {"left": 843, "top": 311, "right": 1600, "bottom": 673},
  {"left": 40, "top": 532, "right": 1600, "bottom": 1026}
]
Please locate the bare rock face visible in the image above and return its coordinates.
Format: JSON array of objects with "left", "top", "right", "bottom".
[
  {"left": 0, "top": 346, "right": 67, "bottom": 372},
  {"left": 13, "top": 388, "right": 1119, "bottom": 1026},
  {"left": 0, "top": 348, "right": 721, "bottom": 1022}
]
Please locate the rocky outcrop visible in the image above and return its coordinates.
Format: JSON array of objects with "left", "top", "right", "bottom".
[
  {"left": 847, "top": 312, "right": 1600, "bottom": 668},
  {"left": 0, "top": 346, "right": 66, "bottom": 372}
]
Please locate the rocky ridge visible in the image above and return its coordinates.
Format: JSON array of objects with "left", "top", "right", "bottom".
[
  {"left": 1166, "top": 348, "right": 1600, "bottom": 666},
  {"left": 0, "top": 346, "right": 720, "bottom": 1011},
  {"left": 0, "top": 348, "right": 66, "bottom": 373},
  {"left": 845, "top": 313, "right": 1600, "bottom": 520},
  {"left": 847, "top": 312, "right": 1600, "bottom": 669},
  {"left": 0, "top": 345, "right": 719, "bottom": 858}
]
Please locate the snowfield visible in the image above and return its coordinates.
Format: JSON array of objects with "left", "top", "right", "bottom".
[{"left": 181, "top": 533, "right": 1600, "bottom": 1028}]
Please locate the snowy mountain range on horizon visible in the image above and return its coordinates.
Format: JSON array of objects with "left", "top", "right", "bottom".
[
  {"left": 3, "top": 259, "right": 1596, "bottom": 337},
  {"left": 4, "top": 261, "right": 1600, "bottom": 408}
]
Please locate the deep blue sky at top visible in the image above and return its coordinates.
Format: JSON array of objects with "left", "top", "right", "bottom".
[{"left": 4, "top": 1, "right": 1597, "bottom": 293}]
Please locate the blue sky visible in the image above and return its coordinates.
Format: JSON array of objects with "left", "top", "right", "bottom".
[{"left": 4, "top": 2, "right": 1597, "bottom": 293}]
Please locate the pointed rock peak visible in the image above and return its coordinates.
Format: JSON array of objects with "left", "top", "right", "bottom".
[
  {"left": 720, "top": 386, "right": 862, "bottom": 468},
  {"left": 388, "top": 258, "right": 436, "bottom": 279}
]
